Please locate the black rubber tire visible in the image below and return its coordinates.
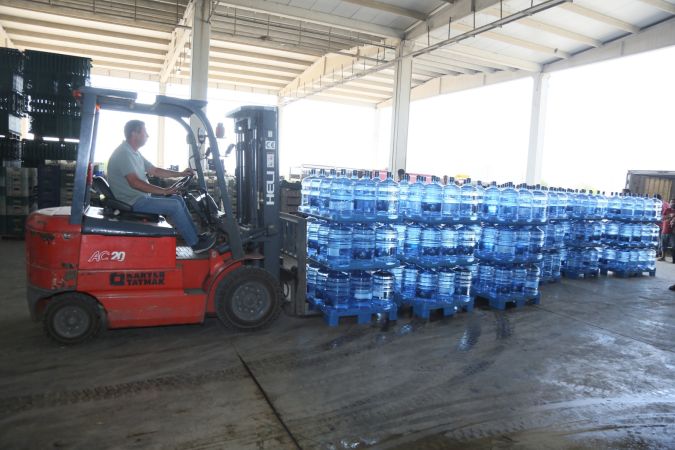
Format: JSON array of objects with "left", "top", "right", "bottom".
[
  {"left": 215, "top": 266, "right": 282, "bottom": 332},
  {"left": 43, "top": 293, "right": 102, "bottom": 345}
]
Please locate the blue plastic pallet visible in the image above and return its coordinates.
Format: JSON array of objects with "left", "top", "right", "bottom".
[
  {"left": 475, "top": 292, "right": 540, "bottom": 310},
  {"left": 600, "top": 268, "right": 656, "bottom": 278},
  {"left": 561, "top": 268, "right": 600, "bottom": 279},
  {"left": 320, "top": 304, "right": 397, "bottom": 327},
  {"left": 409, "top": 299, "right": 457, "bottom": 320}
]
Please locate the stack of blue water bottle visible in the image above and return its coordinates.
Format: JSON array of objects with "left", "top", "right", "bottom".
[
  {"left": 394, "top": 175, "right": 479, "bottom": 319},
  {"left": 538, "top": 187, "right": 567, "bottom": 283},
  {"left": 599, "top": 193, "right": 660, "bottom": 277},
  {"left": 560, "top": 189, "right": 605, "bottom": 278},
  {"left": 301, "top": 168, "right": 400, "bottom": 326},
  {"left": 475, "top": 182, "right": 544, "bottom": 309}
]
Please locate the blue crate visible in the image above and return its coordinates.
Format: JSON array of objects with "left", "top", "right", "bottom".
[{"left": 320, "top": 303, "right": 397, "bottom": 327}]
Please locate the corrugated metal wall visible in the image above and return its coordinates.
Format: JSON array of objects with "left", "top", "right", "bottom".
[{"left": 629, "top": 175, "right": 674, "bottom": 201}]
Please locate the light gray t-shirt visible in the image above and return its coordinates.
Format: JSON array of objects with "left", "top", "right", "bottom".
[{"left": 107, "top": 141, "right": 154, "bottom": 205}]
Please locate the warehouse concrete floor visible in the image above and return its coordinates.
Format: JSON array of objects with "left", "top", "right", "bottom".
[{"left": 0, "top": 239, "right": 674, "bottom": 450}]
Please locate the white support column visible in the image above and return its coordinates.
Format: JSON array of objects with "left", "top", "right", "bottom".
[
  {"left": 190, "top": 0, "right": 211, "bottom": 166},
  {"left": 389, "top": 40, "right": 414, "bottom": 174},
  {"left": 526, "top": 72, "right": 550, "bottom": 185},
  {"left": 157, "top": 82, "right": 167, "bottom": 169}
]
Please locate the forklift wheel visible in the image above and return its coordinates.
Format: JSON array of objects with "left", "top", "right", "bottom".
[
  {"left": 44, "top": 293, "right": 102, "bottom": 345},
  {"left": 215, "top": 267, "right": 281, "bottom": 331}
]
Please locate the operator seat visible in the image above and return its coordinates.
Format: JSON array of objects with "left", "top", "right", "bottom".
[{"left": 91, "top": 176, "right": 160, "bottom": 222}]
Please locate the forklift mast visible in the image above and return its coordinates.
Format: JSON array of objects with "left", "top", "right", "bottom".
[{"left": 227, "top": 106, "right": 280, "bottom": 280}]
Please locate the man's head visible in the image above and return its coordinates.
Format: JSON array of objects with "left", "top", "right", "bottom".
[
  {"left": 124, "top": 120, "right": 148, "bottom": 150},
  {"left": 397, "top": 168, "right": 405, "bottom": 180},
  {"left": 655, "top": 194, "right": 662, "bottom": 201},
  {"left": 670, "top": 198, "right": 675, "bottom": 208}
]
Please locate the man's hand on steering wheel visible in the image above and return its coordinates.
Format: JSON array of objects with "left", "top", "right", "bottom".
[{"left": 181, "top": 168, "right": 196, "bottom": 177}]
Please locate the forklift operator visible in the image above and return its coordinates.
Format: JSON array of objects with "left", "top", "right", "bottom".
[{"left": 107, "top": 120, "right": 216, "bottom": 253}]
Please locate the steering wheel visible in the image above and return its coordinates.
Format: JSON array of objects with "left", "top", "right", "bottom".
[{"left": 169, "top": 174, "right": 194, "bottom": 193}]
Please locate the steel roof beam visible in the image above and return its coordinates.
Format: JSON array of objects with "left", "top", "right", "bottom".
[
  {"left": 0, "top": 22, "right": 16, "bottom": 48},
  {"left": 13, "top": 40, "right": 164, "bottom": 66},
  {"left": 160, "top": 0, "right": 194, "bottom": 83},
  {"left": 560, "top": 3, "right": 640, "bottom": 34},
  {"left": 406, "top": 0, "right": 502, "bottom": 40},
  {"left": 342, "top": 0, "right": 427, "bottom": 21},
  {"left": 482, "top": 7, "right": 602, "bottom": 47},
  {"left": 215, "top": 0, "right": 402, "bottom": 39},
  {"left": 636, "top": 0, "right": 675, "bottom": 14}
]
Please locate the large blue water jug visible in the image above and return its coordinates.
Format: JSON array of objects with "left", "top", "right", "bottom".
[
  {"left": 477, "top": 263, "right": 494, "bottom": 295},
  {"left": 318, "top": 169, "right": 336, "bottom": 216},
  {"left": 326, "top": 271, "right": 351, "bottom": 308},
  {"left": 309, "top": 169, "right": 324, "bottom": 214},
  {"left": 329, "top": 169, "right": 354, "bottom": 218},
  {"left": 301, "top": 169, "right": 316, "bottom": 212},
  {"left": 307, "top": 218, "right": 321, "bottom": 259},
  {"left": 498, "top": 183, "right": 518, "bottom": 223},
  {"left": 529, "top": 226, "right": 545, "bottom": 258},
  {"left": 416, "top": 268, "right": 438, "bottom": 300},
  {"left": 350, "top": 270, "right": 372, "bottom": 306},
  {"left": 422, "top": 176, "right": 443, "bottom": 220},
  {"left": 375, "top": 225, "right": 398, "bottom": 264},
  {"left": 306, "top": 264, "right": 319, "bottom": 298},
  {"left": 437, "top": 268, "right": 455, "bottom": 301},
  {"left": 514, "top": 228, "right": 530, "bottom": 261},
  {"left": 420, "top": 225, "right": 441, "bottom": 264},
  {"left": 317, "top": 221, "right": 330, "bottom": 263},
  {"left": 441, "top": 177, "right": 460, "bottom": 221},
  {"left": 398, "top": 174, "right": 410, "bottom": 218},
  {"left": 457, "top": 225, "right": 477, "bottom": 256},
  {"left": 525, "top": 265, "right": 540, "bottom": 297},
  {"left": 478, "top": 225, "right": 496, "bottom": 255},
  {"left": 454, "top": 267, "right": 472, "bottom": 307},
  {"left": 531, "top": 184, "right": 547, "bottom": 223},
  {"left": 633, "top": 195, "right": 646, "bottom": 221},
  {"left": 459, "top": 178, "right": 479, "bottom": 222},
  {"left": 394, "top": 223, "right": 407, "bottom": 249},
  {"left": 440, "top": 225, "right": 459, "bottom": 259},
  {"left": 545, "top": 187, "right": 557, "bottom": 220},
  {"left": 607, "top": 192, "right": 621, "bottom": 219},
  {"left": 372, "top": 270, "right": 395, "bottom": 307},
  {"left": 517, "top": 184, "right": 533, "bottom": 223},
  {"left": 327, "top": 224, "right": 352, "bottom": 266},
  {"left": 404, "top": 223, "right": 423, "bottom": 259},
  {"left": 408, "top": 175, "right": 425, "bottom": 219},
  {"left": 401, "top": 264, "right": 419, "bottom": 298},
  {"left": 376, "top": 171, "right": 399, "bottom": 219},
  {"left": 512, "top": 265, "right": 527, "bottom": 296},
  {"left": 621, "top": 194, "right": 635, "bottom": 221},
  {"left": 390, "top": 266, "right": 404, "bottom": 294},
  {"left": 494, "top": 265, "right": 512, "bottom": 296},
  {"left": 351, "top": 224, "right": 375, "bottom": 264},
  {"left": 353, "top": 170, "right": 377, "bottom": 220},
  {"left": 482, "top": 181, "right": 500, "bottom": 222},
  {"left": 315, "top": 267, "right": 329, "bottom": 302},
  {"left": 494, "top": 225, "right": 515, "bottom": 262}
]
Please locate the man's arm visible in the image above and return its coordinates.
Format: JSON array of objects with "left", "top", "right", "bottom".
[
  {"left": 125, "top": 173, "right": 177, "bottom": 195},
  {"left": 147, "top": 166, "right": 195, "bottom": 179}
]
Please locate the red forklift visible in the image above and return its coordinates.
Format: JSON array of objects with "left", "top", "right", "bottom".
[{"left": 25, "top": 87, "right": 287, "bottom": 344}]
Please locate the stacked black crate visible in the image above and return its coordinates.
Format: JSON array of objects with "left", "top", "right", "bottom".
[
  {"left": 4, "top": 166, "right": 37, "bottom": 235},
  {"left": 0, "top": 49, "right": 27, "bottom": 235},
  {"left": 59, "top": 162, "right": 76, "bottom": 207},
  {"left": 24, "top": 51, "right": 91, "bottom": 140}
]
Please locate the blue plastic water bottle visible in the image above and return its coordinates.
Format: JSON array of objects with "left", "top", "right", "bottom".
[
  {"left": 372, "top": 270, "right": 395, "bottom": 308},
  {"left": 315, "top": 267, "right": 329, "bottom": 302},
  {"left": 482, "top": 181, "right": 500, "bottom": 222},
  {"left": 327, "top": 224, "right": 352, "bottom": 267},
  {"left": 498, "top": 183, "right": 518, "bottom": 223},
  {"left": 329, "top": 168, "right": 354, "bottom": 218},
  {"left": 494, "top": 265, "right": 512, "bottom": 297},
  {"left": 401, "top": 264, "right": 419, "bottom": 298},
  {"left": 478, "top": 225, "right": 496, "bottom": 257},
  {"left": 416, "top": 268, "right": 438, "bottom": 300},
  {"left": 442, "top": 176, "right": 460, "bottom": 221},
  {"left": 512, "top": 264, "right": 527, "bottom": 296},
  {"left": 524, "top": 265, "right": 540, "bottom": 297},
  {"left": 307, "top": 218, "right": 321, "bottom": 259},
  {"left": 422, "top": 176, "right": 443, "bottom": 220},
  {"left": 437, "top": 268, "right": 455, "bottom": 301},
  {"left": 318, "top": 169, "right": 335, "bottom": 216},
  {"left": 306, "top": 264, "right": 319, "bottom": 299},
  {"left": 350, "top": 270, "right": 372, "bottom": 307},
  {"left": 376, "top": 171, "right": 399, "bottom": 220},
  {"left": 398, "top": 173, "right": 410, "bottom": 218},
  {"left": 301, "top": 168, "right": 315, "bottom": 212},
  {"left": 354, "top": 170, "right": 377, "bottom": 220},
  {"left": 375, "top": 224, "right": 398, "bottom": 264},
  {"left": 494, "top": 225, "right": 515, "bottom": 262},
  {"left": 317, "top": 222, "right": 330, "bottom": 263},
  {"left": 514, "top": 228, "right": 530, "bottom": 261},
  {"left": 326, "top": 271, "right": 351, "bottom": 308},
  {"left": 529, "top": 226, "right": 545, "bottom": 259},
  {"left": 408, "top": 175, "right": 425, "bottom": 219},
  {"left": 309, "top": 169, "right": 324, "bottom": 214},
  {"left": 531, "top": 184, "right": 548, "bottom": 223},
  {"left": 517, "top": 184, "right": 533, "bottom": 223},
  {"left": 457, "top": 224, "right": 477, "bottom": 257},
  {"left": 454, "top": 267, "right": 472, "bottom": 307},
  {"left": 459, "top": 178, "right": 478, "bottom": 222},
  {"left": 351, "top": 224, "right": 375, "bottom": 264},
  {"left": 440, "top": 225, "right": 459, "bottom": 261},
  {"left": 477, "top": 263, "right": 495, "bottom": 295},
  {"left": 404, "top": 223, "right": 423, "bottom": 260},
  {"left": 420, "top": 225, "right": 441, "bottom": 264}
]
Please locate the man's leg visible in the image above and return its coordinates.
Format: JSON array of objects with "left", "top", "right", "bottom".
[{"left": 132, "top": 195, "right": 199, "bottom": 246}]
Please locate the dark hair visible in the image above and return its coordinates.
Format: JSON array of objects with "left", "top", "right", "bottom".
[
  {"left": 656, "top": 194, "right": 662, "bottom": 200},
  {"left": 124, "top": 120, "right": 145, "bottom": 140},
  {"left": 397, "top": 168, "right": 405, "bottom": 176}
]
